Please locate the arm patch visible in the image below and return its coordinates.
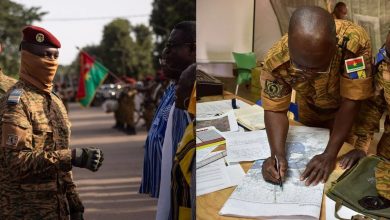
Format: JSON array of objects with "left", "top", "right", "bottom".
[
  {"left": 264, "top": 80, "right": 286, "bottom": 98},
  {"left": 7, "top": 89, "right": 23, "bottom": 105}
]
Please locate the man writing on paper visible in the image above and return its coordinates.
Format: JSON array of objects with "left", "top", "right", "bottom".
[{"left": 260, "top": 6, "right": 373, "bottom": 186}]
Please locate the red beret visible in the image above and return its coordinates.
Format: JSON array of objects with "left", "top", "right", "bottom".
[{"left": 22, "top": 25, "right": 61, "bottom": 48}]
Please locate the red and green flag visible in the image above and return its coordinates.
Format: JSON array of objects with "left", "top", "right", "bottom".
[
  {"left": 76, "top": 51, "right": 109, "bottom": 107},
  {"left": 345, "top": 56, "right": 365, "bottom": 73}
]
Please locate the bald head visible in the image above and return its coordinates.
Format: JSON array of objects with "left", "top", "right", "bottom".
[
  {"left": 333, "top": 2, "right": 348, "bottom": 19},
  {"left": 288, "top": 6, "right": 336, "bottom": 72}
]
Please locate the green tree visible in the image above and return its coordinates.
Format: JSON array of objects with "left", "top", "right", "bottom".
[
  {"left": 100, "top": 18, "right": 135, "bottom": 78},
  {"left": 133, "top": 24, "right": 153, "bottom": 78},
  {"left": 149, "top": 0, "right": 195, "bottom": 69},
  {"left": 0, "top": 0, "right": 46, "bottom": 77}
]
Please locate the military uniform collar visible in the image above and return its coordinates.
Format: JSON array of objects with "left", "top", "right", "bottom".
[{"left": 19, "top": 79, "right": 49, "bottom": 95}]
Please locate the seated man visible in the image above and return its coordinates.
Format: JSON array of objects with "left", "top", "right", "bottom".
[{"left": 261, "top": 6, "right": 373, "bottom": 186}]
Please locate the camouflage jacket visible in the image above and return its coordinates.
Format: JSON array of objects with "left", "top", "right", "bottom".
[
  {"left": 352, "top": 48, "right": 390, "bottom": 151},
  {"left": 261, "top": 19, "right": 373, "bottom": 112},
  {"left": 0, "top": 80, "right": 83, "bottom": 219},
  {"left": 0, "top": 69, "right": 17, "bottom": 98}
]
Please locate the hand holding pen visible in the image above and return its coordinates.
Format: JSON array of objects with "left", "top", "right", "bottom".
[
  {"left": 274, "top": 155, "right": 283, "bottom": 190},
  {"left": 261, "top": 155, "right": 288, "bottom": 186}
]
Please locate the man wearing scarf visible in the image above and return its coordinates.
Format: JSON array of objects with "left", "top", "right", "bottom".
[{"left": 0, "top": 26, "right": 104, "bottom": 220}]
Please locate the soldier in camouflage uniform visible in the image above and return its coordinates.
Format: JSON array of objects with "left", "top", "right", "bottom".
[
  {"left": 120, "top": 85, "right": 137, "bottom": 135},
  {"left": 350, "top": 30, "right": 390, "bottom": 200},
  {"left": 113, "top": 88, "right": 126, "bottom": 130},
  {"left": 0, "top": 26, "right": 104, "bottom": 220},
  {"left": 261, "top": 6, "right": 373, "bottom": 187},
  {"left": 0, "top": 70, "right": 17, "bottom": 98}
]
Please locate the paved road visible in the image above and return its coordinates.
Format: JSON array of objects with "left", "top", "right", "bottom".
[{"left": 68, "top": 102, "right": 156, "bottom": 220}]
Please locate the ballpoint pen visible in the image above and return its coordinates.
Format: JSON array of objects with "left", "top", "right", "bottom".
[{"left": 274, "top": 155, "right": 283, "bottom": 189}]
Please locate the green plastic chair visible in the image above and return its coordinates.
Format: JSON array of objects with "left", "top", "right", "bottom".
[{"left": 232, "top": 52, "right": 256, "bottom": 85}]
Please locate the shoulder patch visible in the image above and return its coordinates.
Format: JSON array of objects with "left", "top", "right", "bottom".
[
  {"left": 7, "top": 89, "right": 23, "bottom": 105},
  {"left": 264, "top": 80, "right": 285, "bottom": 98},
  {"left": 345, "top": 56, "right": 365, "bottom": 74},
  {"left": 348, "top": 70, "right": 366, "bottom": 79},
  {"left": 375, "top": 48, "right": 386, "bottom": 65}
]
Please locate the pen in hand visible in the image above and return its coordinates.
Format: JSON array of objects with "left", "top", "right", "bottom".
[{"left": 274, "top": 155, "right": 283, "bottom": 189}]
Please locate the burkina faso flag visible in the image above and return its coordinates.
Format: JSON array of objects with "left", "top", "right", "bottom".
[
  {"left": 345, "top": 56, "right": 365, "bottom": 73},
  {"left": 76, "top": 51, "right": 109, "bottom": 107}
]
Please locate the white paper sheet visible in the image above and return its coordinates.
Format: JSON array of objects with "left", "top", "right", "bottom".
[
  {"left": 196, "top": 158, "right": 245, "bottom": 196},
  {"left": 196, "top": 146, "right": 220, "bottom": 162},
  {"left": 325, "top": 196, "right": 361, "bottom": 219},
  {"left": 220, "top": 127, "right": 330, "bottom": 219},
  {"left": 197, "top": 110, "right": 239, "bottom": 132},
  {"left": 197, "top": 99, "right": 250, "bottom": 118},
  {"left": 225, "top": 130, "right": 271, "bottom": 163}
]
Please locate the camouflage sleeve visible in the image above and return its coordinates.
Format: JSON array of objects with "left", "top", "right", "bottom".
[
  {"left": 340, "top": 30, "right": 374, "bottom": 100},
  {"left": 260, "top": 68, "right": 291, "bottom": 112},
  {"left": 1, "top": 101, "right": 72, "bottom": 178},
  {"left": 375, "top": 160, "right": 390, "bottom": 200},
  {"left": 63, "top": 171, "right": 85, "bottom": 213},
  {"left": 352, "top": 95, "right": 385, "bottom": 133},
  {"left": 352, "top": 61, "right": 388, "bottom": 150}
]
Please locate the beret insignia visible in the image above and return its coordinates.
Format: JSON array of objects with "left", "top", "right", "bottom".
[{"left": 36, "top": 33, "right": 45, "bottom": 43}]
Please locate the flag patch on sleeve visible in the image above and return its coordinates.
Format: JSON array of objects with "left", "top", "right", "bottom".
[
  {"left": 349, "top": 70, "right": 366, "bottom": 79},
  {"left": 345, "top": 56, "right": 365, "bottom": 73}
]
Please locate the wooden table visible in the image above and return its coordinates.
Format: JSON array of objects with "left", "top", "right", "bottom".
[{"left": 196, "top": 93, "right": 353, "bottom": 220}]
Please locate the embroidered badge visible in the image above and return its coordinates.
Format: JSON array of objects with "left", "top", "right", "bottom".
[
  {"left": 7, "top": 89, "right": 23, "bottom": 105},
  {"left": 345, "top": 56, "right": 365, "bottom": 73},
  {"left": 264, "top": 80, "right": 283, "bottom": 98},
  {"left": 349, "top": 70, "right": 366, "bottom": 79},
  {"left": 36, "top": 33, "right": 45, "bottom": 43},
  {"left": 6, "top": 134, "right": 19, "bottom": 146}
]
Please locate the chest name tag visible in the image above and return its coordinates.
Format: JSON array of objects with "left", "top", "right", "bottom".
[{"left": 7, "top": 89, "right": 23, "bottom": 105}]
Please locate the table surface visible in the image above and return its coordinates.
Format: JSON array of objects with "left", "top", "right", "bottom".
[{"left": 196, "top": 93, "right": 353, "bottom": 220}]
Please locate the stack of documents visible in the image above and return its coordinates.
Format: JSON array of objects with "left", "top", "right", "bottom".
[
  {"left": 197, "top": 99, "right": 250, "bottom": 118},
  {"left": 196, "top": 126, "right": 225, "bottom": 148},
  {"left": 197, "top": 111, "right": 239, "bottom": 132}
]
